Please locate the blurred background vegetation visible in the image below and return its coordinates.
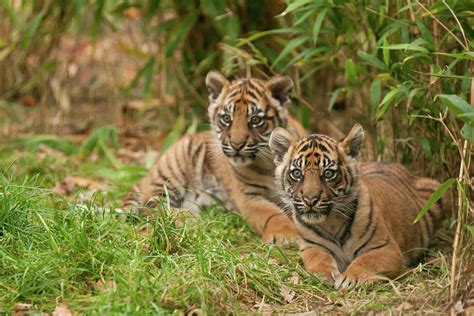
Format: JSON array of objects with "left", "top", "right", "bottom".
[{"left": 0, "top": 0, "right": 472, "bottom": 309}]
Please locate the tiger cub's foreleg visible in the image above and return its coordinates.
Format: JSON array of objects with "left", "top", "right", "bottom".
[
  {"left": 300, "top": 247, "right": 339, "bottom": 283},
  {"left": 235, "top": 198, "right": 299, "bottom": 245}
]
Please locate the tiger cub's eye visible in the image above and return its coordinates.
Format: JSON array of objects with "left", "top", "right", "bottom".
[
  {"left": 322, "top": 169, "right": 336, "bottom": 180},
  {"left": 221, "top": 114, "right": 232, "bottom": 124},
  {"left": 290, "top": 169, "right": 303, "bottom": 181},
  {"left": 250, "top": 116, "right": 263, "bottom": 126}
]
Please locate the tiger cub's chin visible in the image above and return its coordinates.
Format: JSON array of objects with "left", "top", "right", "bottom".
[
  {"left": 228, "top": 156, "right": 255, "bottom": 167},
  {"left": 269, "top": 124, "right": 450, "bottom": 290}
]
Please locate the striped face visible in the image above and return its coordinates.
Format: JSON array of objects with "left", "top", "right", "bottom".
[
  {"left": 206, "top": 71, "right": 293, "bottom": 166},
  {"left": 270, "top": 125, "right": 364, "bottom": 225}
]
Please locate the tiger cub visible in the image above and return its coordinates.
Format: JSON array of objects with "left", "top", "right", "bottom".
[
  {"left": 122, "top": 70, "right": 309, "bottom": 244},
  {"left": 269, "top": 124, "right": 451, "bottom": 288}
]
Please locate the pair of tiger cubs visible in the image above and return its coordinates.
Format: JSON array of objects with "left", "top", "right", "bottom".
[{"left": 122, "top": 71, "right": 450, "bottom": 289}]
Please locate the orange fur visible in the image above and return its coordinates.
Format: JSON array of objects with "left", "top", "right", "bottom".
[{"left": 270, "top": 124, "right": 451, "bottom": 288}]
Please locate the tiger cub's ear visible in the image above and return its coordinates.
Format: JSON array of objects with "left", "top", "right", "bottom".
[
  {"left": 265, "top": 75, "right": 293, "bottom": 106},
  {"left": 339, "top": 123, "right": 364, "bottom": 158},
  {"left": 206, "top": 70, "right": 229, "bottom": 101},
  {"left": 270, "top": 127, "right": 294, "bottom": 163}
]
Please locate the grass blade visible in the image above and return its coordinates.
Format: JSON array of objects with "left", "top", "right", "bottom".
[{"left": 413, "top": 179, "right": 455, "bottom": 223}]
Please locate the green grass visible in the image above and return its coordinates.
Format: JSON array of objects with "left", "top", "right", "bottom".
[{"left": 0, "top": 147, "right": 452, "bottom": 314}]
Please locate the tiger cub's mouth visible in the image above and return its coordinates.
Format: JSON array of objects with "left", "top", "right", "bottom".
[{"left": 295, "top": 203, "right": 332, "bottom": 224}]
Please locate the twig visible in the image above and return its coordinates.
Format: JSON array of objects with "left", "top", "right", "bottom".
[
  {"left": 442, "top": 0, "right": 469, "bottom": 49},
  {"left": 449, "top": 72, "right": 473, "bottom": 315}
]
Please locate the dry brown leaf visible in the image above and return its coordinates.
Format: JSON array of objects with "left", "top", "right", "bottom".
[
  {"left": 280, "top": 286, "right": 296, "bottom": 303},
  {"left": 13, "top": 303, "right": 33, "bottom": 315},
  {"left": 52, "top": 304, "right": 72, "bottom": 316},
  {"left": 267, "top": 258, "right": 278, "bottom": 265},
  {"left": 122, "top": 7, "right": 141, "bottom": 20},
  {"left": 394, "top": 301, "right": 413, "bottom": 312},
  {"left": 38, "top": 144, "right": 66, "bottom": 160},
  {"left": 19, "top": 95, "right": 37, "bottom": 107},
  {"left": 125, "top": 99, "right": 160, "bottom": 112},
  {"left": 185, "top": 305, "right": 203, "bottom": 316},
  {"left": 288, "top": 272, "right": 301, "bottom": 285},
  {"left": 171, "top": 209, "right": 200, "bottom": 227},
  {"left": 52, "top": 176, "right": 106, "bottom": 196}
]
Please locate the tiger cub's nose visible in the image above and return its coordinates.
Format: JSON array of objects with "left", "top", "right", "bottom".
[
  {"left": 302, "top": 195, "right": 319, "bottom": 207},
  {"left": 230, "top": 141, "right": 246, "bottom": 151}
]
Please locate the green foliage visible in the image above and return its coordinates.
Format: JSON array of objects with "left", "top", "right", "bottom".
[{"left": 237, "top": 0, "right": 471, "bottom": 173}]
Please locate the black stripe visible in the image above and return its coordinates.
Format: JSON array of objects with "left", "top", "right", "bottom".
[
  {"left": 156, "top": 170, "right": 170, "bottom": 184},
  {"left": 233, "top": 167, "right": 271, "bottom": 191},
  {"left": 365, "top": 239, "right": 389, "bottom": 253},
  {"left": 296, "top": 213, "right": 339, "bottom": 245},
  {"left": 191, "top": 142, "right": 205, "bottom": 166},
  {"left": 353, "top": 222, "right": 378, "bottom": 258},
  {"left": 359, "top": 196, "right": 374, "bottom": 239},
  {"left": 247, "top": 89, "right": 258, "bottom": 100},
  {"left": 248, "top": 164, "right": 273, "bottom": 176},
  {"left": 302, "top": 238, "right": 337, "bottom": 258},
  {"left": 186, "top": 138, "right": 193, "bottom": 156},
  {"left": 338, "top": 198, "right": 358, "bottom": 245},
  {"left": 318, "top": 143, "right": 330, "bottom": 153},
  {"left": 244, "top": 191, "right": 262, "bottom": 197},
  {"left": 264, "top": 213, "right": 283, "bottom": 230}
]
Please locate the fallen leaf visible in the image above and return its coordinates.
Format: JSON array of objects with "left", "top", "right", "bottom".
[
  {"left": 280, "top": 286, "right": 296, "bottom": 303},
  {"left": 122, "top": 7, "right": 141, "bottom": 20},
  {"left": 52, "top": 304, "right": 72, "bottom": 316},
  {"left": 96, "top": 280, "right": 117, "bottom": 293},
  {"left": 185, "top": 304, "right": 203, "bottom": 316},
  {"left": 52, "top": 176, "right": 106, "bottom": 196},
  {"left": 288, "top": 272, "right": 301, "bottom": 285},
  {"left": 394, "top": 301, "right": 413, "bottom": 312},
  {"left": 13, "top": 303, "right": 33, "bottom": 315},
  {"left": 170, "top": 209, "right": 200, "bottom": 227},
  {"left": 19, "top": 95, "right": 37, "bottom": 107},
  {"left": 267, "top": 259, "right": 278, "bottom": 265}
]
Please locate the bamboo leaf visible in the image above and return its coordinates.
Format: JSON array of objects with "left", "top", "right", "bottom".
[
  {"left": 375, "top": 88, "right": 399, "bottom": 121},
  {"left": 461, "top": 123, "right": 474, "bottom": 142},
  {"left": 278, "top": 0, "right": 312, "bottom": 17},
  {"left": 238, "top": 28, "right": 302, "bottom": 46},
  {"left": 165, "top": 12, "right": 199, "bottom": 58},
  {"left": 413, "top": 179, "right": 455, "bottom": 223},
  {"left": 328, "top": 88, "right": 344, "bottom": 111},
  {"left": 357, "top": 51, "right": 387, "bottom": 70},
  {"left": 344, "top": 59, "right": 358, "bottom": 86},
  {"left": 370, "top": 78, "right": 381, "bottom": 114},
  {"left": 415, "top": 20, "right": 434, "bottom": 47},
  {"left": 380, "top": 39, "right": 429, "bottom": 53},
  {"left": 312, "top": 8, "right": 328, "bottom": 46},
  {"left": 271, "top": 36, "right": 309, "bottom": 68},
  {"left": 436, "top": 94, "right": 473, "bottom": 118},
  {"left": 383, "top": 37, "right": 390, "bottom": 65},
  {"left": 141, "top": 58, "right": 155, "bottom": 97}
]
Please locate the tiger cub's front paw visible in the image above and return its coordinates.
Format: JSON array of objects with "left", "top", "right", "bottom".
[
  {"left": 333, "top": 266, "right": 376, "bottom": 290},
  {"left": 262, "top": 214, "right": 299, "bottom": 246}
]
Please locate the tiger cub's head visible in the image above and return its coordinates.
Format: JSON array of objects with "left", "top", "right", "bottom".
[
  {"left": 269, "top": 124, "right": 364, "bottom": 224},
  {"left": 206, "top": 70, "right": 293, "bottom": 166}
]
